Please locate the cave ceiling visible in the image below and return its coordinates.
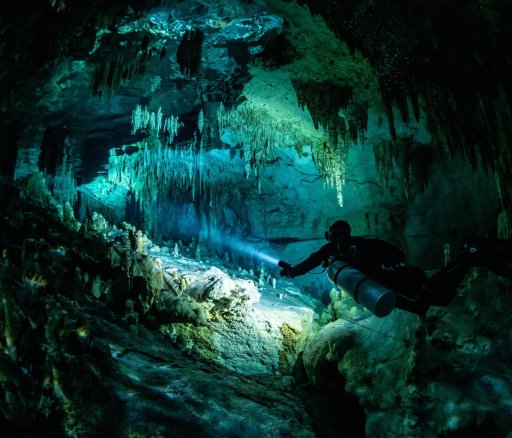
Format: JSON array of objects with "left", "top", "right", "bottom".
[{"left": 1, "top": 0, "right": 511, "bottom": 244}]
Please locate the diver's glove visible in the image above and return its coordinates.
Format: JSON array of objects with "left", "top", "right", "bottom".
[{"left": 278, "top": 260, "right": 295, "bottom": 278}]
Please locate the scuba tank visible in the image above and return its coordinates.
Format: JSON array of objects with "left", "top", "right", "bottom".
[{"left": 326, "top": 261, "right": 396, "bottom": 317}]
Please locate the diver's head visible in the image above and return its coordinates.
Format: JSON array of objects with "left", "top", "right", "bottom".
[{"left": 325, "top": 220, "right": 351, "bottom": 242}]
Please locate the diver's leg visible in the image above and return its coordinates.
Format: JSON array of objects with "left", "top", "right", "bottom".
[
  {"left": 464, "top": 238, "right": 512, "bottom": 280},
  {"left": 416, "top": 240, "right": 512, "bottom": 308},
  {"left": 419, "top": 262, "right": 470, "bottom": 306},
  {"left": 380, "top": 267, "right": 431, "bottom": 315},
  {"left": 394, "top": 291, "right": 431, "bottom": 316}
]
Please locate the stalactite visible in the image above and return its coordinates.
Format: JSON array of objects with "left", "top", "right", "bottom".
[
  {"left": 49, "top": 0, "right": 66, "bottom": 12},
  {"left": 131, "top": 105, "right": 181, "bottom": 145},
  {"left": 311, "top": 137, "right": 347, "bottom": 207},
  {"left": 217, "top": 103, "right": 290, "bottom": 177},
  {"left": 409, "top": 144, "right": 434, "bottom": 192},
  {"left": 372, "top": 139, "right": 393, "bottom": 190},
  {"left": 391, "top": 136, "right": 412, "bottom": 191},
  {"left": 296, "top": 0, "right": 512, "bottom": 207},
  {"left": 162, "top": 115, "right": 181, "bottom": 145},
  {"left": 91, "top": 28, "right": 162, "bottom": 100},
  {"left": 176, "top": 28, "right": 204, "bottom": 76},
  {"left": 497, "top": 210, "right": 511, "bottom": 239},
  {"left": 292, "top": 79, "right": 355, "bottom": 133},
  {"left": 218, "top": 103, "right": 309, "bottom": 172},
  {"left": 92, "top": 55, "right": 128, "bottom": 99},
  {"left": 198, "top": 110, "right": 204, "bottom": 135},
  {"left": 373, "top": 136, "right": 434, "bottom": 197},
  {"left": 217, "top": 95, "right": 351, "bottom": 205},
  {"left": 291, "top": 80, "right": 363, "bottom": 206},
  {"left": 106, "top": 140, "right": 242, "bottom": 214}
]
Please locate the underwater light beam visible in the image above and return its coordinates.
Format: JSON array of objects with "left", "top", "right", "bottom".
[
  {"left": 252, "top": 249, "right": 280, "bottom": 265},
  {"left": 221, "top": 235, "right": 280, "bottom": 266}
]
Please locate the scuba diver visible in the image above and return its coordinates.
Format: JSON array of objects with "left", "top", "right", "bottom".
[{"left": 278, "top": 220, "right": 512, "bottom": 317}]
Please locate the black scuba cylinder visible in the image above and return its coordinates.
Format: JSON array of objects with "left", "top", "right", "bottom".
[{"left": 326, "top": 261, "right": 396, "bottom": 317}]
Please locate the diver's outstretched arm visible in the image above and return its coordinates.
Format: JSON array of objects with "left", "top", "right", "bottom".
[{"left": 279, "top": 243, "right": 335, "bottom": 278}]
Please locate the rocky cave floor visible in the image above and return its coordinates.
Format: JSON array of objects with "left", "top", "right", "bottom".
[
  {"left": 1, "top": 176, "right": 512, "bottom": 437},
  {"left": 0, "top": 177, "right": 363, "bottom": 438}
]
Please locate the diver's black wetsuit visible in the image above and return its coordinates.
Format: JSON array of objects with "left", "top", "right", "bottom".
[
  {"left": 282, "top": 236, "right": 512, "bottom": 316},
  {"left": 286, "top": 237, "right": 428, "bottom": 314},
  {"left": 290, "top": 237, "right": 405, "bottom": 277}
]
